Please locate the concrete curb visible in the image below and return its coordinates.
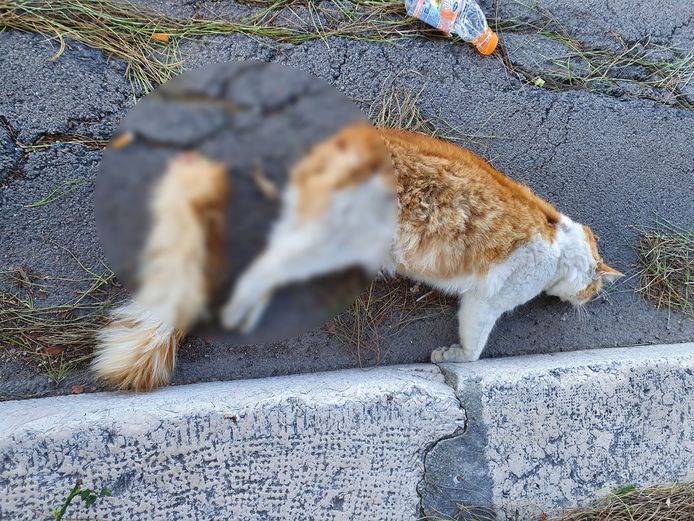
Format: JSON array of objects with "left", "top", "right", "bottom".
[
  {"left": 422, "top": 342, "right": 694, "bottom": 519},
  {"left": 0, "top": 365, "right": 465, "bottom": 520},
  {"left": 1, "top": 344, "right": 692, "bottom": 520}
]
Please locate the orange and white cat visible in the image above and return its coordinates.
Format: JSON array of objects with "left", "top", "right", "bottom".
[
  {"left": 94, "top": 124, "right": 621, "bottom": 391},
  {"left": 221, "top": 124, "right": 622, "bottom": 363}
]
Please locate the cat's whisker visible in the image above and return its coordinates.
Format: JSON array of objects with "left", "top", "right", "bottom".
[{"left": 573, "top": 303, "right": 589, "bottom": 325}]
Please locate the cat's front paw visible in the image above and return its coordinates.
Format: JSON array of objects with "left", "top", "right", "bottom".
[{"left": 431, "top": 344, "right": 479, "bottom": 363}]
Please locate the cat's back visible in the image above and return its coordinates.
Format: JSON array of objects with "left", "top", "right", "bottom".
[
  {"left": 377, "top": 127, "right": 560, "bottom": 276},
  {"left": 378, "top": 127, "right": 553, "bottom": 216}
]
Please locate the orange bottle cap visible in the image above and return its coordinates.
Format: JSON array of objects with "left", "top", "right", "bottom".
[{"left": 472, "top": 27, "right": 498, "bottom": 56}]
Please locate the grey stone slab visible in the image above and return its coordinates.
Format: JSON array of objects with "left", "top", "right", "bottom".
[
  {"left": 421, "top": 343, "right": 694, "bottom": 519},
  {"left": 0, "top": 365, "right": 465, "bottom": 520}
]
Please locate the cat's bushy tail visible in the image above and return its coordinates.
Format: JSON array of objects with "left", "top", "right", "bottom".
[
  {"left": 93, "top": 152, "right": 228, "bottom": 391},
  {"left": 92, "top": 301, "right": 185, "bottom": 391}
]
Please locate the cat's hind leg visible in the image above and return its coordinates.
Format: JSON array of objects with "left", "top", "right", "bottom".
[{"left": 220, "top": 230, "right": 335, "bottom": 332}]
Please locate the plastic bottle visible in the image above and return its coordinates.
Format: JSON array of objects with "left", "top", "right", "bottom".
[{"left": 405, "top": 0, "right": 499, "bottom": 55}]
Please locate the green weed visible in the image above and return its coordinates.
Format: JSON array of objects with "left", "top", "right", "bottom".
[{"left": 52, "top": 480, "right": 112, "bottom": 520}]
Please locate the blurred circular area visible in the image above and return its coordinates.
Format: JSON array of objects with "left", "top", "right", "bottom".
[{"left": 95, "top": 61, "right": 380, "bottom": 345}]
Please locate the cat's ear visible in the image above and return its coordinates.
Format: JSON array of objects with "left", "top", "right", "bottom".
[{"left": 598, "top": 261, "right": 623, "bottom": 283}]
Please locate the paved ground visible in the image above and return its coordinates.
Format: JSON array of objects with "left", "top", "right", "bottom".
[{"left": 0, "top": 0, "right": 692, "bottom": 399}]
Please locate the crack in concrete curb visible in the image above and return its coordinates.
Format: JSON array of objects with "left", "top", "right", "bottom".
[
  {"left": 417, "top": 343, "right": 694, "bottom": 520},
  {"left": 418, "top": 366, "right": 498, "bottom": 520},
  {"left": 418, "top": 366, "right": 469, "bottom": 520}
]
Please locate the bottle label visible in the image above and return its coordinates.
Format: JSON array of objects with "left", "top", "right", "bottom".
[{"left": 408, "top": 0, "right": 461, "bottom": 34}]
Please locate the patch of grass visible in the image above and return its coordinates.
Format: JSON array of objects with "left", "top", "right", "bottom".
[
  {"left": 329, "top": 277, "right": 453, "bottom": 365},
  {"left": 368, "top": 84, "right": 499, "bottom": 148},
  {"left": 2, "top": 0, "right": 691, "bottom": 108},
  {"left": 491, "top": 9, "right": 693, "bottom": 109},
  {"left": 0, "top": 0, "right": 431, "bottom": 93},
  {"left": 634, "top": 221, "right": 693, "bottom": 316},
  {"left": 253, "top": 0, "right": 428, "bottom": 42},
  {"left": 537, "top": 34, "right": 692, "bottom": 108},
  {"left": 43, "top": 354, "right": 73, "bottom": 384},
  {"left": 555, "top": 482, "right": 694, "bottom": 520},
  {"left": 0, "top": 262, "right": 122, "bottom": 382},
  {"left": 0, "top": 0, "right": 292, "bottom": 92},
  {"left": 421, "top": 483, "right": 694, "bottom": 520},
  {"left": 369, "top": 85, "right": 439, "bottom": 135}
]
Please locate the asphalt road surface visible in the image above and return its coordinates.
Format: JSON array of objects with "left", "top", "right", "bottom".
[{"left": 1, "top": 0, "right": 692, "bottom": 398}]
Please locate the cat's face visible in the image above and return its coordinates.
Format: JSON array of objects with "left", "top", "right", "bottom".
[
  {"left": 574, "top": 225, "right": 624, "bottom": 303},
  {"left": 547, "top": 219, "right": 623, "bottom": 305}
]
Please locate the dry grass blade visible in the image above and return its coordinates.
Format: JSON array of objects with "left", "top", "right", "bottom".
[
  {"left": 25, "top": 178, "right": 87, "bottom": 208},
  {"left": 0, "top": 0, "right": 430, "bottom": 93},
  {"left": 634, "top": 221, "right": 693, "bottom": 316},
  {"left": 555, "top": 482, "right": 694, "bottom": 521},
  {"left": 0, "top": 265, "right": 123, "bottom": 382},
  {"left": 330, "top": 277, "right": 453, "bottom": 365}
]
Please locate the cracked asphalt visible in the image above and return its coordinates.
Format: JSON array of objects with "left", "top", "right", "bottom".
[{"left": 0, "top": 0, "right": 692, "bottom": 400}]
